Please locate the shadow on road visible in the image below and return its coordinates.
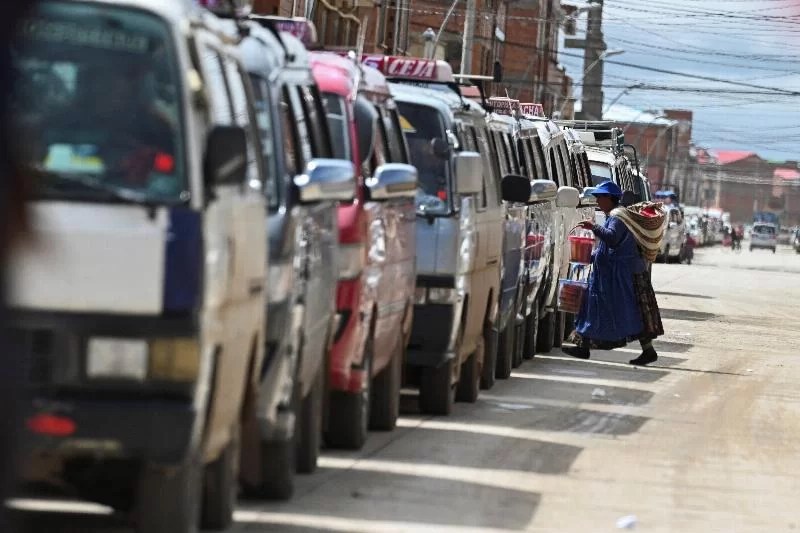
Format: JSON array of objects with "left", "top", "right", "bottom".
[
  {"left": 519, "top": 356, "right": 670, "bottom": 384},
  {"left": 656, "top": 291, "right": 714, "bottom": 300},
  {"left": 374, "top": 426, "right": 583, "bottom": 475},
  {"left": 659, "top": 308, "right": 717, "bottom": 321},
  {"left": 238, "top": 468, "right": 540, "bottom": 532},
  {"left": 652, "top": 340, "right": 694, "bottom": 354}
]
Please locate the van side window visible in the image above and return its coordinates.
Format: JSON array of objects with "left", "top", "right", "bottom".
[
  {"left": 490, "top": 132, "right": 509, "bottom": 176},
  {"left": 475, "top": 126, "right": 500, "bottom": 207},
  {"left": 503, "top": 134, "right": 518, "bottom": 174},
  {"left": 370, "top": 109, "right": 389, "bottom": 173},
  {"left": 548, "top": 148, "right": 561, "bottom": 187},
  {"left": 287, "top": 87, "right": 313, "bottom": 165},
  {"left": 298, "top": 85, "right": 331, "bottom": 158},
  {"left": 199, "top": 46, "right": 232, "bottom": 124},
  {"left": 568, "top": 153, "right": 579, "bottom": 189},
  {"left": 556, "top": 144, "right": 570, "bottom": 187},
  {"left": 223, "top": 58, "right": 261, "bottom": 185},
  {"left": 470, "top": 127, "right": 488, "bottom": 209},
  {"left": 249, "top": 75, "right": 279, "bottom": 208},
  {"left": 533, "top": 136, "right": 548, "bottom": 182},
  {"left": 383, "top": 108, "right": 407, "bottom": 163},
  {"left": 279, "top": 87, "right": 300, "bottom": 177}
]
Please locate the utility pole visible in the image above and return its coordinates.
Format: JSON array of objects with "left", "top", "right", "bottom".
[
  {"left": 565, "top": 0, "right": 606, "bottom": 120},
  {"left": 460, "top": 0, "right": 476, "bottom": 74}
]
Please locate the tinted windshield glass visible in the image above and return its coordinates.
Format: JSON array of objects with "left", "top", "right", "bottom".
[
  {"left": 589, "top": 162, "right": 613, "bottom": 186},
  {"left": 397, "top": 102, "right": 449, "bottom": 215},
  {"left": 754, "top": 225, "right": 776, "bottom": 235},
  {"left": 13, "top": 2, "right": 184, "bottom": 202},
  {"left": 322, "top": 92, "right": 351, "bottom": 161}
]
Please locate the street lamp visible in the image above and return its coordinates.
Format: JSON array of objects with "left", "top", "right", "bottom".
[
  {"left": 560, "top": 48, "right": 625, "bottom": 117},
  {"left": 603, "top": 82, "right": 644, "bottom": 115}
]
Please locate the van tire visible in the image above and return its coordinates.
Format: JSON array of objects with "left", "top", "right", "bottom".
[
  {"left": 256, "top": 439, "right": 295, "bottom": 500},
  {"left": 523, "top": 307, "right": 539, "bottom": 360},
  {"left": 480, "top": 322, "right": 498, "bottom": 390},
  {"left": 512, "top": 316, "right": 525, "bottom": 368},
  {"left": 536, "top": 311, "right": 555, "bottom": 353},
  {"left": 296, "top": 365, "right": 324, "bottom": 473},
  {"left": 495, "top": 318, "right": 514, "bottom": 380},
  {"left": 456, "top": 340, "right": 482, "bottom": 403},
  {"left": 369, "top": 335, "right": 401, "bottom": 432},
  {"left": 135, "top": 456, "right": 202, "bottom": 533},
  {"left": 326, "top": 346, "right": 371, "bottom": 449},
  {"left": 201, "top": 426, "right": 239, "bottom": 531},
  {"left": 419, "top": 359, "right": 455, "bottom": 415},
  {"left": 553, "top": 311, "right": 565, "bottom": 348}
]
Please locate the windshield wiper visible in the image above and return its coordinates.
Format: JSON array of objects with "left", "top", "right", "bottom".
[{"left": 34, "top": 167, "right": 174, "bottom": 207}]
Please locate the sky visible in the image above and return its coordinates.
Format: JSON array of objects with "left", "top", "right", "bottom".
[{"left": 557, "top": 0, "right": 800, "bottom": 162}]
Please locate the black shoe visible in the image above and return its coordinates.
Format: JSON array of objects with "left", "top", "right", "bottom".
[
  {"left": 563, "top": 346, "right": 590, "bottom": 360},
  {"left": 629, "top": 347, "right": 658, "bottom": 366}
]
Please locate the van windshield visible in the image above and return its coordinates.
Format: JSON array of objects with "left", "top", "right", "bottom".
[
  {"left": 589, "top": 162, "right": 613, "bottom": 186},
  {"left": 12, "top": 2, "right": 185, "bottom": 203},
  {"left": 322, "top": 92, "right": 351, "bottom": 161},
  {"left": 397, "top": 102, "right": 450, "bottom": 215},
  {"left": 754, "top": 225, "right": 776, "bottom": 235}
]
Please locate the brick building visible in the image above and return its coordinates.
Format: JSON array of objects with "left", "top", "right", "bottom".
[
  {"left": 406, "top": 0, "right": 505, "bottom": 79},
  {"left": 600, "top": 103, "right": 679, "bottom": 194},
  {"left": 253, "top": 0, "right": 410, "bottom": 54},
  {"left": 706, "top": 151, "right": 773, "bottom": 224},
  {"left": 770, "top": 165, "right": 800, "bottom": 226},
  {"left": 498, "top": 0, "right": 570, "bottom": 114}
]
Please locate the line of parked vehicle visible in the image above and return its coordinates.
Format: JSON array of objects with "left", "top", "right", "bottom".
[{"left": 7, "top": 1, "right": 655, "bottom": 532}]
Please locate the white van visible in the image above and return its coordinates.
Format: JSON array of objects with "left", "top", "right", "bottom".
[{"left": 9, "top": 0, "right": 271, "bottom": 531}]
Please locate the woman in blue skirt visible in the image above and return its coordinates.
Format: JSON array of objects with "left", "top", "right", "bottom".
[{"left": 563, "top": 181, "right": 664, "bottom": 366}]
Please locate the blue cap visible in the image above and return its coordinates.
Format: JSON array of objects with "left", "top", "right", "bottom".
[{"left": 591, "top": 180, "right": 623, "bottom": 198}]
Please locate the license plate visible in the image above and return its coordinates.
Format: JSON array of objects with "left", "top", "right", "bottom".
[{"left": 87, "top": 338, "right": 148, "bottom": 381}]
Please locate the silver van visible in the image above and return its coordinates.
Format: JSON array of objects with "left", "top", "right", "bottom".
[
  {"left": 242, "top": 17, "right": 355, "bottom": 499},
  {"left": 385, "top": 57, "right": 509, "bottom": 415},
  {"left": 522, "top": 116, "right": 595, "bottom": 350}
]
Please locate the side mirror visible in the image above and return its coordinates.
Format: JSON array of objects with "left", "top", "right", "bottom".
[
  {"left": 294, "top": 158, "right": 356, "bottom": 203},
  {"left": 431, "top": 138, "right": 451, "bottom": 159},
  {"left": 529, "top": 179, "right": 557, "bottom": 203},
  {"left": 556, "top": 186, "right": 580, "bottom": 209},
  {"left": 367, "top": 163, "right": 418, "bottom": 201},
  {"left": 579, "top": 187, "right": 598, "bottom": 207},
  {"left": 205, "top": 125, "right": 248, "bottom": 186},
  {"left": 453, "top": 151, "right": 483, "bottom": 196},
  {"left": 501, "top": 174, "right": 532, "bottom": 203}
]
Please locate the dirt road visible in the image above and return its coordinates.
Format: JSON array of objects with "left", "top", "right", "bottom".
[{"left": 12, "top": 245, "right": 800, "bottom": 532}]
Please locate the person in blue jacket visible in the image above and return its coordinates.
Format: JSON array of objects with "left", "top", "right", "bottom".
[{"left": 563, "top": 180, "right": 661, "bottom": 366}]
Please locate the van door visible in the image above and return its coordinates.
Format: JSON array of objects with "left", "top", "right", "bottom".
[{"left": 195, "top": 39, "right": 265, "bottom": 461}]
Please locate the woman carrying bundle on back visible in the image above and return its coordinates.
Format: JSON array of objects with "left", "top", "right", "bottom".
[{"left": 563, "top": 180, "right": 665, "bottom": 366}]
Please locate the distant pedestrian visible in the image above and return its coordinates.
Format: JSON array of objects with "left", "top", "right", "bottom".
[{"left": 563, "top": 181, "right": 666, "bottom": 366}]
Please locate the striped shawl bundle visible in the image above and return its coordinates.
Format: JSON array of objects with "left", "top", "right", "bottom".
[{"left": 610, "top": 202, "right": 667, "bottom": 263}]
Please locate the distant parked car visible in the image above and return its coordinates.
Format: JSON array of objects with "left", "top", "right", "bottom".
[{"left": 750, "top": 223, "right": 778, "bottom": 253}]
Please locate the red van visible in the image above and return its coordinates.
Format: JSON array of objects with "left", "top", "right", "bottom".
[{"left": 310, "top": 52, "right": 418, "bottom": 450}]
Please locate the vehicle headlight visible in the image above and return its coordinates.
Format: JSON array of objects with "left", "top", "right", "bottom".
[
  {"left": 149, "top": 338, "right": 200, "bottom": 382},
  {"left": 85, "top": 338, "right": 200, "bottom": 383},
  {"left": 339, "top": 243, "right": 365, "bottom": 280},
  {"left": 268, "top": 261, "right": 293, "bottom": 303},
  {"left": 428, "top": 288, "right": 459, "bottom": 304},
  {"left": 86, "top": 338, "right": 148, "bottom": 382}
]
